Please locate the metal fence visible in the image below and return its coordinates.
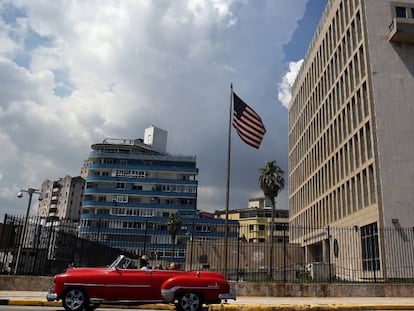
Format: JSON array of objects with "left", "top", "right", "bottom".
[
  {"left": 1, "top": 214, "right": 414, "bottom": 283},
  {"left": 0, "top": 214, "right": 134, "bottom": 275}
]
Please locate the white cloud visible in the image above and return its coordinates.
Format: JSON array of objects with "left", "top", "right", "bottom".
[
  {"left": 278, "top": 59, "right": 303, "bottom": 109},
  {"left": 0, "top": 0, "right": 312, "bottom": 218}
]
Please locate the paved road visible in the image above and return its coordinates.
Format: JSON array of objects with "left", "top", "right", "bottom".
[
  {"left": 0, "top": 307, "right": 160, "bottom": 311},
  {"left": 1, "top": 291, "right": 414, "bottom": 310}
]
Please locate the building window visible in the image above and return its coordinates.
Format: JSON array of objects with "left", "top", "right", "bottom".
[
  {"left": 275, "top": 223, "right": 289, "bottom": 231},
  {"left": 116, "top": 182, "right": 125, "bottom": 189},
  {"left": 249, "top": 224, "right": 254, "bottom": 232},
  {"left": 195, "top": 225, "right": 211, "bottom": 232},
  {"left": 115, "top": 170, "right": 146, "bottom": 178},
  {"left": 140, "top": 209, "right": 154, "bottom": 217},
  {"left": 361, "top": 222, "right": 380, "bottom": 271},
  {"left": 396, "top": 6, "right": 407, "bottom": 18},
  {"left": 114, "top": 195, "right": 128, "bottom": 203},
  {"left": 258, "top": 224, "right": 265, "bottom": 231}
]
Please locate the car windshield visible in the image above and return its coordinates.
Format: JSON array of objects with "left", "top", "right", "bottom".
[{"left": 108, "top": 255, "right": 133, "bottom": 269}]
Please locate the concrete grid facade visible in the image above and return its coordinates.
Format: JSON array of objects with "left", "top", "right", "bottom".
[{"left": 289, "top": 0, "right": 414, "bottom": 280}]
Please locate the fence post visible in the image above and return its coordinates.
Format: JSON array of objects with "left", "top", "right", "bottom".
[
  {"left": 327, "top": 225, "right": 332, "bottom": 282},
  {"left": 373, "top": 226, "right": 377, "bottom": 283},
  {"left": 237, "top": 224, "right": 240, "bottom": 282},
  {"left": 143, "top": 220, "right": 148, "bottom": 256},
  {"left": 0, "top": 214, "right": 7, "bottom": 273},
  {"left": 97, "top": 219, "right": 101, "bottom": 242},
  {"left": 31, "top": 219, "right": 42, "bottom": 275},
  {"left": 283, "top": 224, "right": 287, "bottom": 282},
  {"left": 190, "top": 222, "right": 194, "bottom": 270}
]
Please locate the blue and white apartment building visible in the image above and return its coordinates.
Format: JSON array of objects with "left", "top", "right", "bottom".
[{"left": 79, "top": 126, "right": 237, "bottom": 265}]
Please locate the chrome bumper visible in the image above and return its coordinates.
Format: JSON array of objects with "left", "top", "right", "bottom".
[
  {"left": 162, "top": 288, "right": 236, "bottom": 304},
  {"left": 219, "top": 292, "right": 236, "bottom": 302},
  {"left": 46, "top": 289, "right": 58, "bottom": 301},
  {"left": 161, "top": 288, "right": 175, "bottom": 303}
]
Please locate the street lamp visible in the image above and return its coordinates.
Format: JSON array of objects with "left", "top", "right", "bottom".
[{"left": 14, "top": 188, "right": 43, "bottom": 275}]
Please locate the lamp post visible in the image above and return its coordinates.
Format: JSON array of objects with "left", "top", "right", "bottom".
[{"left": 14, "top": 188, "right": 43, "bottom": 275}]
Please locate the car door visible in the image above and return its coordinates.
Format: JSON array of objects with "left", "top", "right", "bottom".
[{"left": 104, "top": 268, "right": 154, "bottom": 302}]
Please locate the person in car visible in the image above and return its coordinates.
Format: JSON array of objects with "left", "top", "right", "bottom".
[{"left": 139, "top": 255, "right": 151, "bottom": 270}]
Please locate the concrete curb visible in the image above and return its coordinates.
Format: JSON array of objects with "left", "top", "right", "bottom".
[
  {"left": 1, "top": 299, "right": 175, "bottom": 309},
  {"left": 2, "top": 299, "right": 414, "bottom": 310},
  {"left": 0, "top": 299, "right": 61, "bottom": 307},
  {"left": 209, "top": 304, "right": 414, "bottom": 310}
]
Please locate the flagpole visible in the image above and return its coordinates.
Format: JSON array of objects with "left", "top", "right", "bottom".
[{"left": 224, "top": 83, "right": 233, "bottom": 279}]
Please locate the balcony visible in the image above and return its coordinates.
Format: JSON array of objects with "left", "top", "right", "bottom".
[
  {"left": 82, "top": 200, "right": 196, "bottom": 210},
  {"left": 388, "top": 17, "right": 414, "bottom": 43},
  {"left": 83, "top": 187, "right": 197, "bottom": 198},
  {"left": 87, "top": 162, "right": 198, "bottom": 174},
  {"left": 86, "top": 175, "right": 197, "bottom": 185}
]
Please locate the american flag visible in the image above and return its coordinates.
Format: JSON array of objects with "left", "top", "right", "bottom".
[{"left": 232, "top": 92, "right": 266, "bottom": 149}]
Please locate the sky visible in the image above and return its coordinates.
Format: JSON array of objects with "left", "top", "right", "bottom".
[{"left": 0, "top": 0, "right": 327, "bottom": 219}]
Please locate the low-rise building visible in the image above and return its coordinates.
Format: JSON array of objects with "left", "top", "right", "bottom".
[{"left": 216, "top": 197, "right": 289, "bottom": 243}]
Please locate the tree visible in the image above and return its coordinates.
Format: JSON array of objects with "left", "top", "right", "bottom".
[
  {"left": 167, "top": 213, "right": 182, "bottom": 262},
  {"left": 259, "top": 160, "right": 285, "bottom": 279}
]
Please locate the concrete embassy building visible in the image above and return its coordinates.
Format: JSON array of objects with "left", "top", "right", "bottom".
[{"left": 288, "top": 0, "right": 414, "bottom": 279}]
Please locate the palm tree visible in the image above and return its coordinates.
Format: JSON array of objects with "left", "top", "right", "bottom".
[
  {"left": 167, "top": 213, "right": 182, "bottom": 262},
  {"left": 259, "top": 160, "right": 285, "bottom": 279}
]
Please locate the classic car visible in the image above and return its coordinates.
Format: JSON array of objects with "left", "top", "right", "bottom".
[{"left": 47, "top": 255, "right": 235, "bottom": 311}]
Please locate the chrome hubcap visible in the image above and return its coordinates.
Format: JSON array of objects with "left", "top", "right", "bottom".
[
  {"left": 65, "top": 289, "right": 85, "bottom": 310},
  {"left": 181, "top": 293, "right": 200, "bottom": 311}
]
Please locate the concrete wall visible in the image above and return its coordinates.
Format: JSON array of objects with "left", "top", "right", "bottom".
[
  {"left": 2, "top": 276, "right": 414, "bottom": 297},
  {"left": 365, "top": 0, "right": 414, "bottom": 230},
  {"left": 0, "top": 276, "right": 54, "bottom": 291},
  {"left": 233, "top": 282, "right": 414, "bottom": 297}
]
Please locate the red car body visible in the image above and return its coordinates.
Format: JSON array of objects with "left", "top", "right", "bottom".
[{"left": 47, "top": 255, "right": 235, "bottom": 311}]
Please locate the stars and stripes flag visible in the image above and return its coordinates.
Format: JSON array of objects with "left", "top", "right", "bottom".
[{"left": 232, "top": 92, "right": 266, "bottom": 149}]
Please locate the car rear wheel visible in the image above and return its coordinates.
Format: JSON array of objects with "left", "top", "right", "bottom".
[
  {"left": 62, "top": 288, "right": 88, "bottom": 311},
  {"left": 176, "top": 292, "right": 202, "bottom": 311}
]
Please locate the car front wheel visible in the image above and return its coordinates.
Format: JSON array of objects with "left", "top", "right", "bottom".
[
  {"left": 176, "top": 292, "right": 202, "bottom": 311},
  {"left": 62, "top": 288, "right": 87, "bottom": 311}
]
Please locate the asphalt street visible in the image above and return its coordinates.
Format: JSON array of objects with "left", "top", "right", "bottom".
[{"left": 1, "top": 291, "right": 414, "bottom": 310}]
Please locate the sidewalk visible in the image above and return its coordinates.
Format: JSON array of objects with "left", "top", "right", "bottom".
[{"left": 1, "top": 291, "right": 414, "bottom": 310}]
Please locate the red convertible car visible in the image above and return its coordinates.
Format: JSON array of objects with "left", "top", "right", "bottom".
[{"left": 47, "top": 255, "right": 235, "bottom": 311}]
